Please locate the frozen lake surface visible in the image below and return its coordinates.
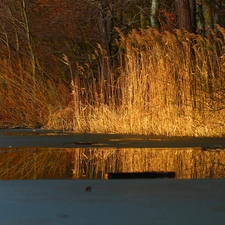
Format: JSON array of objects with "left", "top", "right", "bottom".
[
  {"left": 0, "top": 129, "right": 225, "bottom": 224},
  {"left": 1, "top": 128, "right": 225, "bottom": 149},
  {"left": 0, "top": 179, "right": 225, "bottom": 225}
]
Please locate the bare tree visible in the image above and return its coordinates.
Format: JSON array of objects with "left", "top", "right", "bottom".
[
  {"left": 0, "top": 0, "right": 37, "bottom": 83},
  {"left": 98, "top": 0, "right": 114, "bottom": 78}
]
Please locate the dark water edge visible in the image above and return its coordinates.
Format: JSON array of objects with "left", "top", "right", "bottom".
[{"left": 0, "top": 129, "right": 225, "bottom": 180}]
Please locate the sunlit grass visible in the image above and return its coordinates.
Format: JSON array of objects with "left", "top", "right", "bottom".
[
  {"left": 1, "top": 26, "right": 225, "bottom": 136},
  {"left": 47, "top": 26, "right": 225, "bottom": 136}
]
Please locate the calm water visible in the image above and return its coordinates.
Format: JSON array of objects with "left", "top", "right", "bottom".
[
  {"left": 0, "top": 129, "right": 225, "bottom": 179},
  {"left": 0, "top": 147, "right": 224, "bottom": 179}
]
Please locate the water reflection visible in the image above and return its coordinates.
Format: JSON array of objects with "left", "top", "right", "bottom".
[{"left": 0, "top": 147, "right": 224, "bottom": 179}]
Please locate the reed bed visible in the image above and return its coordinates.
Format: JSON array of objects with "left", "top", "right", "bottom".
[
  {"left": 0, "top": 59, "right": 70, "bottom": 128},
  {"left": 48, "top": 26, "right": 225, "bottom": 136},
  {"left": 1, "top": 147, "right": 223, "bottom": 180},
  {"left": 1, "top": 26, "right": 225, "bottom": 135}
]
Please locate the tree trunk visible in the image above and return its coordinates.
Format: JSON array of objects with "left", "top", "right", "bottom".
[
  {"left": 196, "top": 1, "right": 205, "bottom": 36},
  {"left": 98, "top": 0, "right": 113, "bottom": 78},
  {"left": 217, "top": 0, "right": 225, "bottom": 28},
  {"left": 203, "top": 0, "right": 214, "bottom": 33},
  {"left": 189, "top": 0, "right": 197, "bottom": 32},
  {"left": 20, "top": 0, "right": 36, "bottom": 88},
  {"left": 150, "top": 0, "right": 159, "bottom": 29},
  {"left": 175, "top": 0, "right": 194, "bottom": 32}
]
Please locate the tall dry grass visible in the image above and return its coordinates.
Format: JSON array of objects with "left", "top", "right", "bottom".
[
  {"left": 48, "top": 26, "right": 225, "bottom": 136},
  {"left": 0, "top": 58, "right": 70, "bottom": 128},
  {"left": 1, "top": 25, "right": 225, "bottom": 136}
]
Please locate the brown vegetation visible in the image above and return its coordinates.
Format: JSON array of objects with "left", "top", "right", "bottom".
[
  {"left": 1, "top": 1, "right": 225, "bottom": 136},
  {"left": 47, "top": 26, "right": 225, "bottom": 136}
]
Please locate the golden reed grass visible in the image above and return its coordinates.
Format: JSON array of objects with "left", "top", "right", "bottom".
[
  {"left": 48, "top": 26, "right": 225, "bottom": 136},
  {"left": 1, "top": 26, "right": 225, "bottom": 136},
  {"left": 0, "top": 58, "right": 70, "bottom": 128},
  {"left": 1, "top": 148, "right": 224, "bottom": 179}
]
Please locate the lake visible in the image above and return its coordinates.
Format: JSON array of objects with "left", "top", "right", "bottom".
[
  {"left": 0, "top": 129, "right": 225, "bottom": 225},
  {"left": 0, "top": 129, "right": 225, "bottom": 179}
]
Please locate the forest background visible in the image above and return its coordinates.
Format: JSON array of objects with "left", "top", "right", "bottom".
[{"left": 0, "top": 0, "right": 225, "bottom": 136}]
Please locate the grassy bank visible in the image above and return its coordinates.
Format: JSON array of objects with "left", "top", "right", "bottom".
[{"left": 1, "top": 26, "right": 225, "bottom": 136}]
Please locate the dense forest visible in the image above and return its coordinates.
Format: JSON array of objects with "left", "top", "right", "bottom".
[{"left": 0, "top": 0, "right": 225, "bottom": 136}]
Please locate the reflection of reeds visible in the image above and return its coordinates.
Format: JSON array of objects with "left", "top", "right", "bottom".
[
  {"left": 0, "top": 148, "right": 73, "bottom": 179},
  {"left": 65, "top": 148, "right": 225, "bottom": 179},
  {"left": 84, "top": 149, "right": 225, "bottom": 178},
  {"left": 1, "top": 148, "right": 224, "bottom": 179}
]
